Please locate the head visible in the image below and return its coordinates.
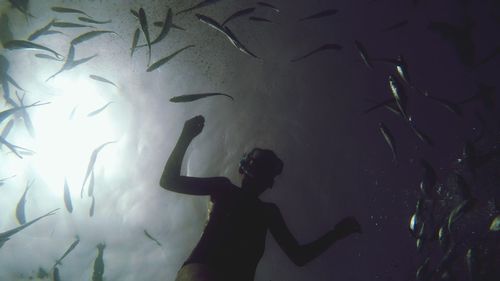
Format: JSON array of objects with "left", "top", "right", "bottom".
[{"left": 238, "top": 148, "right": 284, "bottom": 195}]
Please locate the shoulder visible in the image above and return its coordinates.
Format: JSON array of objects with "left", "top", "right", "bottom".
[{"left": 209, "top": 177, "right": 238, "bottom": 202}]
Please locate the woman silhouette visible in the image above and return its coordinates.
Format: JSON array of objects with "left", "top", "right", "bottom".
[{"left": 160, "top": 115, "right": 361, "bottom": 281}]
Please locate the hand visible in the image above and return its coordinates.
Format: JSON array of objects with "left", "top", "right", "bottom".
[
  {"left": 333, "top": 217, "right": 362, "bottom": 240},
  {"left": 182, "top": 115, "right": 205, "bottom": 139}
]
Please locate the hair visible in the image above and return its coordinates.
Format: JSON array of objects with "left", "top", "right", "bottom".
[{"left": 239, "top": 148, "right": 284, "bottom": 179}]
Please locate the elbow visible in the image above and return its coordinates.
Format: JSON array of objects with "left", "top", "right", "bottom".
[{"left": 159, "top": 175, "right": 178, "bottom": 191}]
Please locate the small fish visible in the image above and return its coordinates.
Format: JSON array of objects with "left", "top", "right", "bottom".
[
  {"left": 363, "top": 98, "right": 399, "bottom": 116},
  {"left": 130, "top": 9, "right": 139, "bottom": 18},
  {"left": 438, "top": 226, "right": 450, "bottom": 251},
  {"left": 28, "top": 19, "right": 56, "bottom": 41},
  {"left": 422, "top": 92, "right": 462, "bottom": 116},
  {"left": 130, "top": 28, "right": 140, "bottom": 57},
  {"left": 0, "top": 119, "right": 15, "bottom": 149},
  {"left": 138, "top": 8, "right": 152, "bottom": 65},
  {"left": 87, "top": 101, "right": 113, "bottom": 117},
  {"left": 257, "top": 2, "right": 280, "bottom": 13},
  {"left": 176, "top": 0, "right": 222, "bottom": 15},
  {"left": 69, "top": 106, "right": 78, "bottom": 120},
  {"left": 35, "top": 53, "right": 63, "bottom": 61},
  {"left": 89, "top": 75, "right": 117, "bottom": 88},
  {"left": 381, "top": 20, "right": 409, "bottom": 32},
  {"left": 92, "top": 243, "right": 106, "bottom": 281},
  {"left": 14, "top": 91, "right": 36, "bottom": 138},
  {"left": 222, "top": 7, "right": 256, "bottom": 26},
  {"left": 52, "top": 21, "right": 95, "bottom": 29},
  {"left": 447, "top": 198, "right": 476, "bottom": 231},
  {"left": 51, "top": 6, "right": 92, "bottom": 18},
  {"left": 416, "top": 257, "right": 431, "bottom": 281},
  {"left": 196, "top": 14, "right": 259, "bottom": 59},
  {"left": 0, "top": 175, "right": 16, "bottom": 186},
  {"left": 170, "top": 93, "right": 234, "bottom": 103},
  {"left": 248, "top": 16, "right": 273, "bottom": 23},
  {"left": 489, "top": 215, "right": 500, "bottom": 231},
  {"left": 46, "top": 45, "right": 98, "bottom": 81},
  {"left": 71, "top": 30, "right": 116, "bottom": 46},
  {"left": 388, "top": 75, "right": 408, "bottom": 119},
  {"left": 378, "top": 122, "right": 397, "bottom": 164},
  {"left": 3, "top": 40, "right": 64, "bottom": 60},
  {"left": 78, "top": 17, "right": 111, "bottom": 24},
  {"left": 39, "top": 30, "right": 64, "bottom": 36},
  {"left": 53, "top": 267, "right": 61, "bottom": 281},
  {"left": 1, "top": 101, "right": 48, "bottom": 124},
  {"left": 0, "top": 136, "right": 32, "bottom": 159},
  {"left": 63, "top": 178, "right": 73, "bottom": 213},
  {"left": 354, "top": 40, "right": 373, "bottom": 69},
  {"left": 89, "top": 195, "right": 95, "bottom": 217},
  {"left": 290, "top": 44, "right": 342, "bottom": 62},
  {"left": 37, "top": 268, "right": 49, "bottom": 279},
  {"left": 299, "top": 9, "right": 338, "bottom": 22},
  {"left": 144, "top": 230, "right": 162, "bottom": 246},
  {"left": 15, "top": 180, "right": 33, "bottom": 225},
  {"left": 419, "top": 159, "right": 436, "bottom": 198},
  {"left": 80, "top": 141, "right": 116, "bottom": 198},
  {"left": 54, "top": 236, "right": 80, "bottom": 266},
  {"left": 466, "top": 248, "right": 479, "bottom": 281},
  {"left": 408, "top": 120, "right": 434, "bottom": 146},
  {"left": 146, "top": 45, "right": 195, "bottom": 72},
  {"left": 154, "top": 21, "right": 185, "bottom": 31},
  {"left": 8, "top": 0, "right": 34, "bottom": 18},
  {"left": 0, "top": 208, "right": 59, "bottom": 249},
  {"left": 150, "top": 8, "right": 173, "bottom": 45},
  {"left": 87, "top": 170, "right": 95, "bottom": 197}
]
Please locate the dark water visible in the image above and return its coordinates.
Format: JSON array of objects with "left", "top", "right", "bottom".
[{"left": 0, "top": 0, "right": 499, "bottom": 280}]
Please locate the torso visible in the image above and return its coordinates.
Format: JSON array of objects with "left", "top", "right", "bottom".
[{"left": 184, "top": 185, "right": 271, "bottom": 281}]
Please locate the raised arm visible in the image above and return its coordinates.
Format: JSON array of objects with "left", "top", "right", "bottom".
[
  {"left": 268, "top": 204, "right": 361, "bottom": 266},
  {"left": 159, "top": 115, "right": 231, "bottom": 195}
]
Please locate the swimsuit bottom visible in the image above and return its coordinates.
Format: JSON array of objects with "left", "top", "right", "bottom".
[{"left": 175, "top": 263, "right": 216, "bottom": 281}]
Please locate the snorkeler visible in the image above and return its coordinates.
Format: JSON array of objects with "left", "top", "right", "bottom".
[{"left": 160, "top": 115, "right": 362, "bottom": 281}]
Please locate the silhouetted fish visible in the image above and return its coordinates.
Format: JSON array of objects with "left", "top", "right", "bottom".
[
  {"left": 0, "top": 119, "right": 15, "bottom": 150},
  {"left": 135, "top": 8, "right": 173, "bottom": 48},
  {"left": 248, "top": 16, "right": 273, "bottom": 23},
  {"left": 8, "top": 0, "right": 34, "bottom": 18},
  {"left": 53, "top": 267, "right": 61, "bottom": 281},
  {"left": 0, "top": 208, "right": 59, "bottom": 249},
  {"left": 89, "top": 75, "right": 117, "bottom": 88},
  {"left": 4, "top": 40, "right": 64, "bottom": 59},
  {"left": 87, "top": 170, "right": 95, "bottom": 197},
  {"left": 490, "top": 215, "right": 500, "bottom": 231},
  {"left": 28, "top": 19, "right": 56, "bottom": 41},
  {"left": 130, "top": 28, "right": 140, "bottom": 57},
  {"left": 378, "top": 122, "right": 397, "bottom": 164},
  {"left": 170, "top": 93, "right": 234, "bottom": 103},
  {"left": 14, "top": 91, "right": 36, "bottom": 138},
  {"left": 222, "top": 7, "right": 255, "bottom": 26},
  {"left": 87, "top": 102, "right": 113, "bottom": 117},
  {"left": 51, "top": 6, "right": 92, "bottom": 18},
  {"left": 257, "top": 2, "right": 280, "bottom": 13},
  {"left": 46, "top": 45, "right": 98, "bottom": 81},
  {"left": 138, "top": 8, "right": 152, "bottom": 64},
  {"left": 176, "top": 0, "right": 222, "bottom": 15},
  {"left": 144, "top": 230, "right": 162, "bottom": 246},
  {"left": 290, "top": 44, "right": 342, "bottom": 62},
  {"left": 89, "top": 195, "right": 95, "bottom": 217},
  {"left": 64, "top": 178, "right": 73, "bottom": 213},
  {"left": 92, "top": 244, "right": 106, "bottom": 281},
  {"left": 52, "top": 21, "right": 95, "bottom": 29},
  {"left": 354, "top": 40, "right": 373, "bottom": 69},
  {"left": 299, "top": 9, "right": 338, "bottom": 21},
  {"left": 447, "top": 198, "right": 476, "bottom": 231},
  {"left": 15, "top": 181, "right": 32, "bottom": 225},
  {"left": 388, "top": 75, "right": 408, "bottom": 119},
  {"left": 422, "top": 92, "right": 462, "bottom": 116},
  {"left": 146, "top": 45, "right": 195, "bottom": 72},
  {"left": 1, "top": 101, "right": 48, "bottom": 124},
  {"left": 154, "top": 21, "right": 185, "bottom": 31},
  {"left": 80, "top": 141, "right": 116, "bottom": 197},
  {"left": 54, "top": 236, "right": 80, "bottom": 266},
  {"left": 78, "top": 17, "right": 111, "bottom": 24},
  {"left": 71, "top": 30, "right": 116, "bottom": 46},
  {"left": 0, "top": 175, "right": 16, "bottom": 187},
  {"left": 35, "top": 53, "right": 63, "bottom": 61}
]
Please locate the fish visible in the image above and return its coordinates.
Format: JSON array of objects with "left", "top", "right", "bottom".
[
  {"left": 63, "top": 178, "right": 73, "bottom": 213},
  {"left": 78, "top": 17, "right": 111, "bottom": 24},
  {"left": 51, "top": 6, "right": 92, "bottom": 18},
  {"left": 447, "top": 198, "right": 476, "bottom": 231},
  {"left": 80, "top": 141, "right": 116, "bottom": 198},
  {"left": 15, "top": 180, "right": 33, "bottom": 225},
  {"left": 0, "top": 119, "right": 15, "bottom": 149},
  {"left": 408, "top": 120, "right": 434, "bottom": 146},
  {"left": 458, "top": 83, "right": 495, "bottom": 111},
  {"left": 130, "top": 28, "right": 140, "bottom": 57},
  {"left": 37, "top": 268, "right": 49, "bottom": 279},
  {"left": 489, "top": 215, "right": 500, "bottom": 231},
  {"left": 196, "top": 14, "right": 259, "bottom": 59},
  {"left": 87, "top": 170, "right": 95, "bottom": 197},
  {"left": 35, "top": 53, "right": 63, "bottom": 61},
  {"left": 419, "top": 159, "right": 436, "bottom": 198},
  {"left": 89, "top": 75, "right": 117, "bottom": 88},
  {"left": 0, "top": 135, "right": 32, "bottom": 159},
  {"left": 150, "top": 8, "right": 173, "bottom": 45},
  {"left": 71, "top": 30, "right": 116, "bottom": 46},
  {"left": 154, "top": 21, "right": 185, "bottom": 31},
  {"left": 27, "top": 19, "right": 56, "bottom": 41},
  {"left": 0, "top": 208, "right": 59, "bottom": 249},
  {"left": 0, "top": 14, "right": 14, "bottom": 45},
  {"left": 388, "top": 75, "right": 408, "bottom": 120},
  {"left": 130, "top": 9, "right": 139, "bottom": 18},
  {"left": 378, "top": 122, "right": 397, "bottom": 164},
  {"left": 146, "top": 45, "right": 195, "bottom": 72},
  {"left": 54, "top": 236, "right": 80, "bottom": 266},
  {"left": 176, "top": 0, "right": 222, "bottom": 15},
  {"left": 38, "top": 30, "right": 64, "bottom": 36},
  {"left": 0, "top": 175, "right": 16, "bottom": 186},
  {"left": 87, "top": 101, "right": 113, "bottom": 117},
  {"left": 290, "top": 44, "right": 342, "bottom": 62},
  {"left": 363, "top": 98, "right": 400, "bottom": 116},
  {"left": 8, "top": 0, "right": 34, "bottom": 18},
  {"left": 428, "top": 20, "right": 475, "bottom": 68},
  {"left": 69, "top": 106, "right": 78, "bottom": 120},
  {"left": 89, "top": 195, "right": 95, "bottom": 217},
  {"left": 422, "top": 92, "right": 462, "bottom": 116},
  {"left": 14, "top": 91, "right": 36, "bottom": 138},
  {"left": 3, "top": 40, "right": 64, "bottom": 60},
  {"left": 222, "top": 7, "right": 256, "bottom": 26},
  {"left": 438, "top": 226, "right": 450, "bottom": 251},
  {"left": 1, "top": 101, "right": 48, "bottom": 125},
  {"left": 52, "top": 21, "right": 95, "bottom": 29},
  {"left": 466, "top": 248, "right": 479, "bottom": 281},
  {"left": 299, "top": 9, "right": 338, "bottom": 22},
  {"left": 138, "top": 8, "right": 152, "bottom": 65},
  {"left": 92, "top": 243, "right": 106, "bottom": 281},
  {"left": 381, "top": 20, "right": 409, "bottom": 32},
  {"left": 416, "top": 257, "right": 431, "bottom": 281},
  {"left": 46, "top": 45, "right": 98, "bottom": 81},
  {"left": 170, "top": 93, "right": 234, "bottom": 103},
  {"left": 144, "top": 230, "right": 162, "bottom": 247},
  {"left": 354, "top": 40, "right": 373, "bottom": 69},
  {"left": 248, "top": 17, "right": 273, "bottom": 23},
  {"left": 257, "top": 2, "right": 280, "bottom": 13},
  {"left": 53, "top": 267, "right": 61, "bottom": 281}
]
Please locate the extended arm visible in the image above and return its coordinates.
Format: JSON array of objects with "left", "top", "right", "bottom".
[
  {"left": 268, "top": 204, "right": 361, "bottom": 266},
  {"left": 159, "top": 116, "right": 231, "bottom": 195}
]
